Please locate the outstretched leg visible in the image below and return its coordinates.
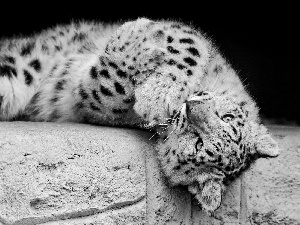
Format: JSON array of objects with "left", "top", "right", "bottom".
[{"left": 133, "top": 69, "right": 194, "bottom": 126}]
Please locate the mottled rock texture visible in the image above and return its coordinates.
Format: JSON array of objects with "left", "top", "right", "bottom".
[{"left": 0, "top": 122, "right": 299, "bottom": 224}]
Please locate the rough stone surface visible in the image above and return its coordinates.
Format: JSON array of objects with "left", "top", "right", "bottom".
[
  {"left": 0, "top": 122, "right": 299, "bottom": 225},
  {"left": 243, "top": 125, "right": 300, "bottom": 225},
  {"left": 0, "top": 122, "right": 148, "bottom": 225}
]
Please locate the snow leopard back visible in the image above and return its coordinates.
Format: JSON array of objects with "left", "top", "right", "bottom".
[{"left": 0, "top": 21, "right": 119, "bottom": 121}]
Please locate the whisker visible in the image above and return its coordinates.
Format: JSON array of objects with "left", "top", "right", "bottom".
[
  {"left": 205, "top": 77, "right": 210, "bottom": 91},
  {"left": 212, "top": 77, "right": 224, "bottom": 93},
  {"left": 200, "top": 77, "right": 209, "bottom": 92},
  {"left": 241, "top": 77, "right": 248, "bottom": 86},
  {"left": 198, "top": 81, "right": 206, "bottom": 92},
  {"left": 211, "top": 71, "right": 221, "bottom": 92},
  {"left": 149, "top": 133, "right": 157, "bottom": 140},
  {"left": 163, "top": 128, "right": 175, "bottom": 143},
  {"left": 163, "top": 137, "right": 169, "bottom": 143}
]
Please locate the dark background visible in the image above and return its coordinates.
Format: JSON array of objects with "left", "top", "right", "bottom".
[{"left": 1, "top": 4, "right": 299, "bottom": 125}]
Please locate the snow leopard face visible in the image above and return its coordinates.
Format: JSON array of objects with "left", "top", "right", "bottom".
[
  {"left": 156, "top": 91, "right": 279, "bottom": 213},
  {"left": 157, "top": 91, "right": 279, "bottom": 184}
]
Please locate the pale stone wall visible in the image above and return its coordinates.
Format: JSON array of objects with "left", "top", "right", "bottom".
[{"left": 0, "top": 122, "right": 299, "bottom": 224}]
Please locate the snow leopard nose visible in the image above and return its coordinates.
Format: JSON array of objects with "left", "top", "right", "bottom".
[{"left": 185, "top": 91, "right": 216, "bottom": 127}]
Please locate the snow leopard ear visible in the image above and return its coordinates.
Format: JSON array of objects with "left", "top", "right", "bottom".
[
  {"left": 252, "top": 123, "right": 280, "bottom": 157},
  {"left": 189, "top": 180, "right": 223, "bottom": 215}
]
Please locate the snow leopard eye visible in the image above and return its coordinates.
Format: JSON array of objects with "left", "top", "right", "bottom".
[
  {"left": 195, "top": 137, "right": 204, "bottom": 151},
  {"left": 221, "top": 113, "right": 235, "bottom": 123},
  {"left": 196, "top": 91, "right": 209, "bottom": 96}
]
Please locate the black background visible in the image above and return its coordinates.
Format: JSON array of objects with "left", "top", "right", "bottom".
[{"left": 1, "top": 3, "right": 299, "bottom": 125}]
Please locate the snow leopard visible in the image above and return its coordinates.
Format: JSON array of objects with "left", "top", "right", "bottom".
[{"left": 0, "top": 18, "right": 279, "bottom": 214}]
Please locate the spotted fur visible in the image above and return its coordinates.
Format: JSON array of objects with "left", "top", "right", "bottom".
[{"left": 0, "top": 18, "right": 279, "bottom": 214}]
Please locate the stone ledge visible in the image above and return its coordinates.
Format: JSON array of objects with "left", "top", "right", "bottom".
[{"left": 0, "top": 122, "right": 299, "bottom": 225}]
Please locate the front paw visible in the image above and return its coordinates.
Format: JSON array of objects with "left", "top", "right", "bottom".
[{"left": 188, "top": 179, "right": 223, "bottom": 215}]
